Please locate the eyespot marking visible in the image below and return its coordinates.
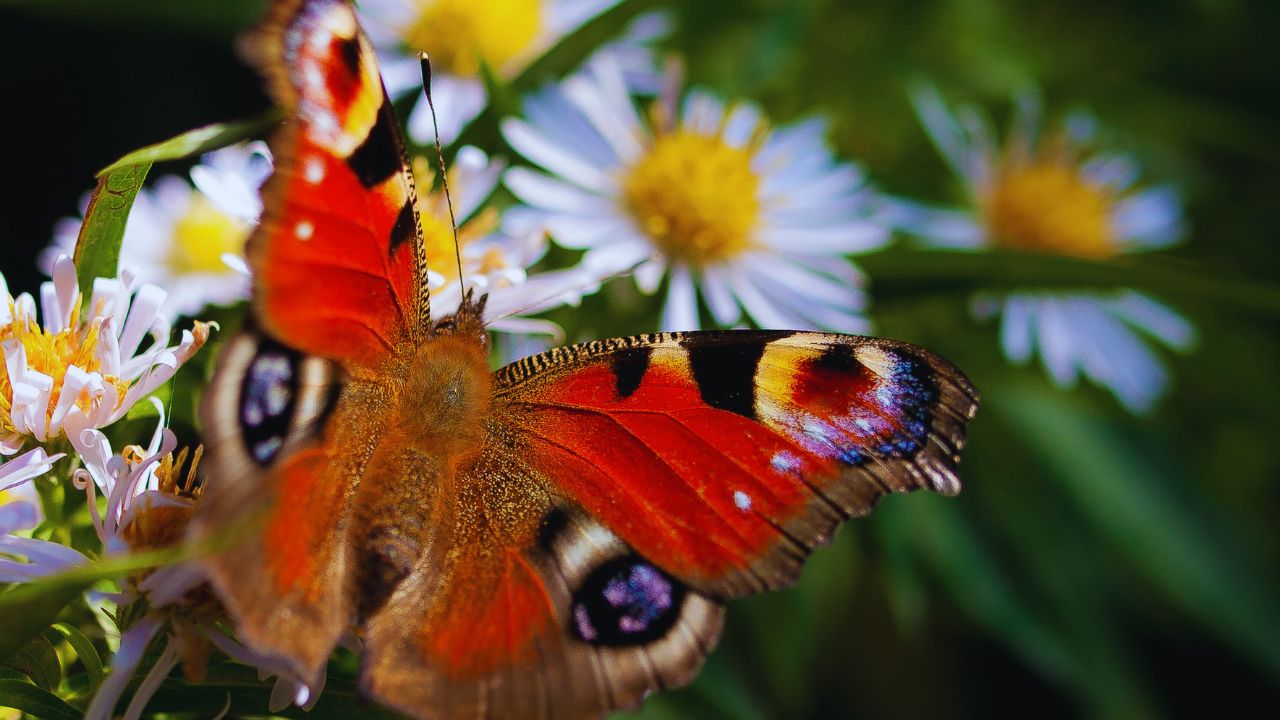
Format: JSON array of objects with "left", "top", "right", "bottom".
[
  {"left": 239, "top": 340, "right": 301, "bottom": 466},
  {"left": 571, "top": 555, "right": 685, "bottom": 646}
]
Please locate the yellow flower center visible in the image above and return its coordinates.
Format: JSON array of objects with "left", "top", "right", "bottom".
[
  {"left": 0, "top": 306, "right": 128, "bottom": 438},
  {"left": 984, "top": 159, "right": 1114, "bottom": 259},
  {"left": 404, "top": 0, "right": 543, "bottom": 78},
  {"left": 168, "top": 196, "right": 249, "bottom": 275},
  {"left": 622, "top": 130, "right": 762, "bottom": 267}
]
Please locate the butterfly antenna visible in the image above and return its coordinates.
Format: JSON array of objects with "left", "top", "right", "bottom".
[{"left": 419, "top": 53, "right": 466, "bottom": 301}]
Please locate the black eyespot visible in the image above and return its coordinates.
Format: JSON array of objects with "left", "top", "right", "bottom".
[
  {"left": 239, "top": 338, "right": 301, "bottom": 466},
  {"left": 571, "top": 555, "right": 685, "bottom": 646}
]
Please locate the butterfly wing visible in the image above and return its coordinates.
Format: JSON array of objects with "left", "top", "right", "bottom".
[
  {"left": 358, "top": 331, "right": 977, "bottom": 718},
  {"left": 241, "top": 0, "right": 429, "bottom": 368},
  {"left": 193, "top": 0, "right": 427, "bottom": 681}
]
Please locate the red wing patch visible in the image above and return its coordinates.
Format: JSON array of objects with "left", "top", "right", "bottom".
[
  {"left": 494, "top": 331, "right": 978, "bottom": 597},
  {"left": 242, "top": 0, "right": 428, "bottom": 368}
]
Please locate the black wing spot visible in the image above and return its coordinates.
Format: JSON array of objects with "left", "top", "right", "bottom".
[
  {"left": 239, "top": 338, "right": 301, "bottom": 466},
  {"left": 570, "top": 555, "right": 686, "bottom": 647},
  {"left": 611, "top": 346, "right": 652, "bottom": 399},
  {"left": 336, "top": 34, "right": 362, "bottom": 77},
  {"left": 685, "top": 333, "right": 792, "bottom": 419},
  {"left": 346, "top": 98, "right": 404, "bottom": 188},
  {"left": 388, "top": 199, "right": 417, "bottom": 253},
  {"left": 536, "top": 508, "right": 571, "bottom": 553},
  {"left": 813, "top": 343, "right": 859, "bottom": 374}
]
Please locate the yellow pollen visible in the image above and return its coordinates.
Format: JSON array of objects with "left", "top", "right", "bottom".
[
  {"left": 168, "top": 195, "right": 250, "bottom": 275},
  {"left": 984, "top": 158, "right": 1114, "bottom": 259},
  {"left": 622, "top": 129, "right": 762, "bottom": 267},
  {"left": 0, "top": 307, "right": 127, "bottom": 438},
  {"left": 405, "top": 0, "right": 542, "bottom": 78}
]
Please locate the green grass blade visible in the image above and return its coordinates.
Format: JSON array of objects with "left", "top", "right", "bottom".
[
  {"left": 0, "top": 679, "right": 82, "bottom": 720},
  {"left": 992, "top": 380, "right": 1280, "bottom": 679},
  {"left": 0, "top": 636, "right": 62, "bottom": 692},
  {"left": 52, "top": 623, "right": 104, "bottom": 691}
]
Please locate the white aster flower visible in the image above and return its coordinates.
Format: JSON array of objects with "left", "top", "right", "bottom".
[
  {"left": 500, "top": 56, "right": 889, "bottom": 332},
  {"left": 36, "top": 405, "right": 322, "bottom": 719},
  {"left": 0, "top": 448, "right": 70, "bottom": 582},
  {"left": 894, "top": 86, "right": 1195, "bottom": 413},
  {"left": 44, "top": 142, "right": 270, "bottom": 320},
  {"left": 0, "top": 255, "right": 212, "bottom": 453},
  {"left": 359, "top": 0, "right": 668, "bottom": 144},
  {"left": 414, "top": 146, "right": 605, "bottom": 340}
]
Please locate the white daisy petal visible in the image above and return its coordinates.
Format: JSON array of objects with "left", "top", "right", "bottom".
[
  {"left": 659, "top": 265, "right": 700, "bottom": 331},
  {"left": 1106, "top": 290, "right": 1197, "bottom": 351},
  {"left": 699, "top": 264, "right": 743, "bottom": 327},
  {"left": 998, "top": 294, "right": 1036, "bottom": 363},
  {"left": 504, "top": 167, "right": 616, "bottom": 214},
  {"left": 501, "top": 118, "right": 618, "bottom": 191}
]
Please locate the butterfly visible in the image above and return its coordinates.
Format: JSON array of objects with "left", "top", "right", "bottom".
[{"left": 189, "top": 0, "right": 979, "bottom": 717}]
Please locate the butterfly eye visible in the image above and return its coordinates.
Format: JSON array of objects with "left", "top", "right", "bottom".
[
  {"left": 570, "top": 555, "right": 687, "bottom": 646},
  {"left": 432, "top": 318, "right": 457, "bottom": 334}
]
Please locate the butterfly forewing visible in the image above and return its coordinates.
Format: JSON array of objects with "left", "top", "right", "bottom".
[{"left": 241, "top": 0, "right": 430, "bottom": 368}]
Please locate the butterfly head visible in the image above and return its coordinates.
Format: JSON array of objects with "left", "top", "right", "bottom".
[{"left": 428, "top": 289, "right": 488, "bottom": 344}]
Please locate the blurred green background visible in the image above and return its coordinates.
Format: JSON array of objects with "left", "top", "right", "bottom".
[{"left": 2, "top": 0, "right": 1278, "bottom": 717}]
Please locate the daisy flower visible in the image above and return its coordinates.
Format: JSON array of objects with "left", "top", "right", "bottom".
[
  {"left": 895, "top": 86, "right": 1195, "bottom": 412},
  {"left": 1, "top": 254, "right": 212, "bottom": 454},
  {"left": 0, "top": 403, "right": 324, "bottom": 718},
  {"left": 414, "top": 146, "right": 606, "bottom": 340},
  {"left": 44, "top": 143, "right": 270, "bottom": 320},
  {"left": 500, "top": 56, "right": 889, "bottom": 332},
  {"left": 359, "top": 0, "right": 669, "bottom": 144}
]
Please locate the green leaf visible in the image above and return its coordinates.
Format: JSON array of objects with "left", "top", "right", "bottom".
[
  {"left": 860, "top": 249, "right": 1280, "bottom": 316},
  {"left": 52, "top": 623, "right": 104, "bottom": 691},
  {"left": 72, "top": 163, "right": 149, "bottom": 296},
  {"left": 95, "top": 111, "right": 282, "bottom": 177},
  {"left": 0, "top": 679, "right": 81, "bottom": 720},
  {"left": 0, "top": 636, "right": 62, "bottom": 692},
  {"left": 992, "top": 379, "right": 1280, "bottom": 679}
]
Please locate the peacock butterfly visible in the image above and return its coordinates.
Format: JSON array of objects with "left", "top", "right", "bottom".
[{"left": 189, "top": 0, "right": 979, "bottom": 717}]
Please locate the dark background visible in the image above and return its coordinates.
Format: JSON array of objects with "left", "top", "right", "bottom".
[{"left": 2, "top": 0, "right": 1277, "bottom": 717}]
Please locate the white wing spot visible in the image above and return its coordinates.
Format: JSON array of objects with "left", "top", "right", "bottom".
[
  {"left": 733, "top": 490, "right": 752, "bottom": 511},
  {"left": 304, "top": 156, "right": 326, "bottom": 184},
  {"left": 295, "top": 221, "right": 315, "bottom": 241}
]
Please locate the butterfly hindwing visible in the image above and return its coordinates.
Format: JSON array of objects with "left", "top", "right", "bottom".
[{"left": 241, "top": 0, "right": 429, "bottom": 368}]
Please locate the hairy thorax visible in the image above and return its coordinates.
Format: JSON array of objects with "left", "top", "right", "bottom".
[{"left": 348, "top": 329, "right": 494, "bottom": 618}]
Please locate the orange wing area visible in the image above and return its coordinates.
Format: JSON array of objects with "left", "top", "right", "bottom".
[
  {"left": 242, "top": 0, "right": 428, "bottom": 368},
  {"left": 190, "top": 332, "right": 362, "bottom": 683},
  {"left": 493, "top": 331, "right": 979, "bottom": 597}
]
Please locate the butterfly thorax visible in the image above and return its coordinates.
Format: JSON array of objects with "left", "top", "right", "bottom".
[{"left": 348, "top": 304, "right": 493, "bottom": 619}]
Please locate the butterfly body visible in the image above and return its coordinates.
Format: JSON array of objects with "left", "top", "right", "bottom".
[{"left": 190, "top": 1, "right": 979, "bottom": 717}]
